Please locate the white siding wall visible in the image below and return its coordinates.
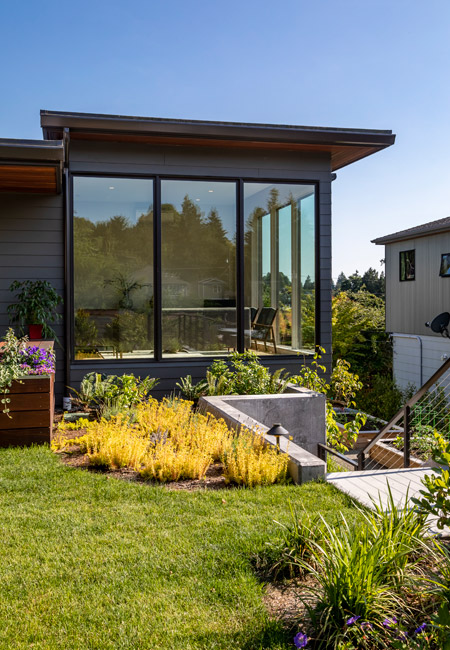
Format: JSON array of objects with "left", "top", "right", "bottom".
[
  {"left": 385, "top": 232, "right": 450, "bottom": 336},
  {"left": 393, "top": 333, "right": 450, "bottom": 391}
]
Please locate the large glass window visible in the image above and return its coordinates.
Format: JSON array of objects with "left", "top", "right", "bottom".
[
  {"left": 72, "top": 176, "right": 316, "bottom": 361},
  {"left": 244, "top": 183, "right": 315, "bottom": 355},
  {"left": 73, "top": 177, "right": 154, "bottom": 360},
  {"left": 161, "top": 180, "right": 237, "bottom": 356}
]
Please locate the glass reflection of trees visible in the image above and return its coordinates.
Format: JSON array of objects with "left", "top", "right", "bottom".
[
  {"left": 161, "top": 194, "right": 236, "bottom": 354},
  {"left": 74, "top": 208, "right": 154, "bottom": 358},
  {"left": 74, "top": 193, "right": 236, "bottom": 357},
  {"left": 244, "top": 186, "right": 315, "bottom": 352}
]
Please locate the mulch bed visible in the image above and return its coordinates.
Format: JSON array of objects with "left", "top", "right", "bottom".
[{"left": 52, "top": 414, "right": 233, "bottom": 491}]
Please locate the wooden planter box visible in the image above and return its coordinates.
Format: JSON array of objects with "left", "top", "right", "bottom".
[{"left": 0, "top": 375, "right": 54, "bottom": 447}]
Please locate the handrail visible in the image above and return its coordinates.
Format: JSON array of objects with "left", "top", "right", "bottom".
[
  {"left": 318, "top": 443, "right": 359, "bottom": 469},
  {"left": 358, "top": 356, "right": 450, "bottom": 458}
]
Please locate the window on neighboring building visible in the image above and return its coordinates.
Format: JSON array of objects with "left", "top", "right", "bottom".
[
  {"left": 399, "top": 250, "right": 415, "bottom": 281},
  {"left": 440, "top": 253, "right": 450, "bottom": 277}
]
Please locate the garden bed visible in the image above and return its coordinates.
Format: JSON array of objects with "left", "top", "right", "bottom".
[
  {"left": 54, "top": 437, "right": 232, "bottom": 491},
  {"left": 51, "top": 398, "right": 292, "bottom": 489}
]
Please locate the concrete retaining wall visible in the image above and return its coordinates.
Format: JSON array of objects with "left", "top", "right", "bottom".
[{"left": 199, "top": 386, "right": 326, "bottom": 484}]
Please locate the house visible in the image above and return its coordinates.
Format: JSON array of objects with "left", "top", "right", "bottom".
[
  {"left": 373, "top": 217, "right": 450, "bottom": 391},
  {"left": 0, "top": 111, "right": 395, "bottom": 402}
]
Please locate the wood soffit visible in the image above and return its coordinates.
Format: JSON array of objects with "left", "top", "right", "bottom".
[
  {"left": 66, "top": 130, "right": 385, "bottom": 171},
  {"left": 0, "top": 165, "right": 59, "bottom": 194},
  {"left": 40, "top": 111, "right": 395, "bottom": 172}
]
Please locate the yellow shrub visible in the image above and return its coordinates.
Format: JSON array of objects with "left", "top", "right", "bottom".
[
  {"left": 222, "top": 428, "right": 289, "bottom": 487},
  {"left": 52, "top": 398, "right": 289, "bottom": 487}
]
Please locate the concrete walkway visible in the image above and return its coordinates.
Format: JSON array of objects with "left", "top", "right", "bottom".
[{"left": 327, "top": 467, "right": 449, "bottom": 536}]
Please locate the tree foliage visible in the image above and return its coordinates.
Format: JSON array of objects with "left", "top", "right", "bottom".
[{"left": 335, "top": 267, "right": 385, "bottom": 298}]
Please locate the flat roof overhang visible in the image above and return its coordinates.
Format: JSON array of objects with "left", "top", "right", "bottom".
[
  {"left": 0, "top": 138, "right": 64, "bottom": 194},
  {"left": 40, "top": 110, "right": 395, "bottom": 171}
]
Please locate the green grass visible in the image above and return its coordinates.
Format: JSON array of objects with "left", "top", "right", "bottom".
[{"left": 0, "top": 446, "right": 359, "bottom": 650}]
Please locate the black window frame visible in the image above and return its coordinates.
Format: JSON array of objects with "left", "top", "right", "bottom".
[
  {"left": 439, "top": 253, "right": 450, "bottom": 278},
  {"left": 69, "top": 172, "right": 320, "bottom": 365},
  {"left": 399, "top": 249, "right": 415, "bottom": 282}
]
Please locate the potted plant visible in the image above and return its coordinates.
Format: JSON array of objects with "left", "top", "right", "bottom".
[{"left": 7, "top": 280, "right": 63, "bottom": 340}]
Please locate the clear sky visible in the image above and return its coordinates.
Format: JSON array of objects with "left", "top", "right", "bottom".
[{"left": 1, "top": 0, "right": 450, "bottom": 282}]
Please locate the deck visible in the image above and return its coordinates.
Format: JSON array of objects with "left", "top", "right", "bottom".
[{"left": 326, "top": 467, "right": 449, "bottom": 536}]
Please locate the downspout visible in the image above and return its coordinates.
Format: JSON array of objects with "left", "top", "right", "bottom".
[
  {"left": 63, "top": 128, "right": 70, "bottom": 400},
  {"left": 391, "top": 333, "right": 423, "bottom": 387}
]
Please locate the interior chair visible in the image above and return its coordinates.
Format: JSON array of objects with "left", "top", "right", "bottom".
[{"left": 251, "top": 307, "right": 278, "bottom": 353}]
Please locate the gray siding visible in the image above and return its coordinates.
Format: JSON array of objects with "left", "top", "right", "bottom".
[
  {"left": 385, "top": 233, "right": 450, "bottom": 335},
  {"left": 0, "top": 193, "right": 65, "bottom": 400},
  {"left": 68, "top": 140, "right": 333, "bottom": 394}
]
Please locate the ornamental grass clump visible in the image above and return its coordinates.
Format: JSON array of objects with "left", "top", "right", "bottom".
[
  {"left": 52, "top": 397, "right": 289, "bottom": 487},
  {"left": 295, "top": 495, "right": 432, "bottom": 649}
]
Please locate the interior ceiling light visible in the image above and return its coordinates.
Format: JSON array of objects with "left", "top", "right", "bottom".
[
  {"left": 109, "top": 186, "right": 115, "bottom": 190},
  {"left": 195, "top": 198, "right": 200, "bottom": 201},
  {"left": 208, "top": 190, "right": 214, "bottom": 193}
]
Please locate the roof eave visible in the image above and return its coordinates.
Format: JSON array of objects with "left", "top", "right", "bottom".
[
  {"left": 0, "top": 138, "right": 64, "bottom": 163},
  {"left": 372, "top": 226, "right": 450, "bottom": 245},
  {"left": 40, "top": 110, "right": 395, "bottom": 165}
]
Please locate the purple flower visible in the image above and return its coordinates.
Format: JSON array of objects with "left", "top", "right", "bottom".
[
  {"left": 293, "top": 632, "right": 308, "bottom": 648},
  {"left": 382, "top": 617, "right": 398, "bottom": 628},
  {"left": 346, "top": 615, "right": 361, "bottom": 626},
  {"left": 414, "top": 623, "right": 427, "bottom": 635},
  {"left": 360, "top": 622, "right": 373, "bottom": 630},
  {"left": 396, "top": 631, "right": 408, "bottom": 640}
]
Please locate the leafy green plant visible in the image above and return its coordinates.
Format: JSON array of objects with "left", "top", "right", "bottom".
[
  {"left": 330, "top": 358, "right": 363, "bottom": 405},
  {"left": 291, "top": 348, "right": 366, "bottom": 452},
  {"left": 177, "top": 350, "right": 290, "bottom": 400},
  {"left": 256, "top": 502, "right": 324, "bottom": 580},
  {"left": 356, "top": 375, "right": 414, "bottom": 422},
  {"left": 394, "top": 426, "right": 440, "bottom": 460},
  {"left": 326, "top": 404, "right": 366, "bottom": 453},
  {"left": 300, "top": 497, "right": 428, "bottom": 649},
  {"left": 0, "top": 328, "right": 25, "bottom": 415},
  {"left": 412, "top": 433, "right": 450, "bottom": 529},
  {"left": 291, "top": 346, "right": 329, "bottom": 394},
  {"left": 70, "top": 372, "right": 159, "bottom": 416},
  {"left": 7, "top": 280, "right": 63, "bottom": 340},
  {"left": 175, "top": 375, "right": 208, "bottom": 401}
]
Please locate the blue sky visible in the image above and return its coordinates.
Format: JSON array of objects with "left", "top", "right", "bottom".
[{"left": 1, "top": 0, "right": 450, "bottom": 280}]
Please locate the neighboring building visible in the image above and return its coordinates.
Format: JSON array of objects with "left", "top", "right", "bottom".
[
  {"left": 0, "top": 110, "right": 395, "bottom": 402},
  {"left": 373, "top": 217, "right": 450, "bottom": 391}
]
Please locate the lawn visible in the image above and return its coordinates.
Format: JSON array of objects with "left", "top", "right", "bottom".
[{"left": 0, "top": 445, "right": 358, "bottom": 650}]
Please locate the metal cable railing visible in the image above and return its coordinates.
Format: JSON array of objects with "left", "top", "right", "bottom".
[{"left": 354, "top": 357, "right": 450, "bottom": 472}]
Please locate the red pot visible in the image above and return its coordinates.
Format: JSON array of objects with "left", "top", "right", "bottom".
[{"left": 28, "top": 324, "right": 43, "bottom": 340}]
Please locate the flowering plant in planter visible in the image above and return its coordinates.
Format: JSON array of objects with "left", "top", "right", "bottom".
[
  {"left": 18, "top": 346, "right": 55, "bottom": 376},
  {"left": 0, "top": 329, "right": 55, "bottom": 415}
]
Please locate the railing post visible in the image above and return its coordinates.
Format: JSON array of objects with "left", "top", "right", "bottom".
[
  {"left": 357, "top": 452, "right": 365, "bottom": 471},
  {"left": 404, "top": 404, "right": 411, "bottom": 468},
  {"left": 317, "top": 443, "right": 326, "bottom": 464}
]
